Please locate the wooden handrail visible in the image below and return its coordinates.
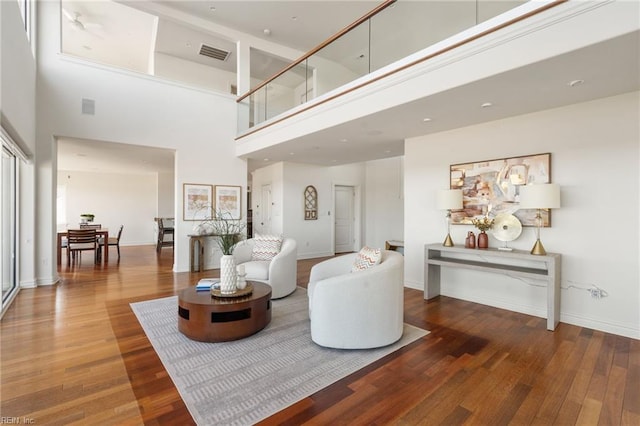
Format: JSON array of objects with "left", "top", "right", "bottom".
[
  {"left": 236, "top": 0, "right": 396, "bottom": 103},
  {"left": 235, "top": 0, "right": 566, "bottom": 140}
]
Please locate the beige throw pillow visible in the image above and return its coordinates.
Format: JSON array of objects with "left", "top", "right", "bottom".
[
  {"left": 251, "top": 234, "right": 283, "bottom": 261},
  {"left": 351, "top": 246, "right": 382, "bottom": 272}
]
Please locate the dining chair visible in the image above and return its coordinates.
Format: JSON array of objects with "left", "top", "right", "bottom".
[
  {"left": 67, "top": 229, "right": 99, "bottom": 266},
  {"left": 98, "top": 225, "right": 124, "bottom": 261},
  {"left": 156, "top": 218, "right": 174, "bottom": 252}
]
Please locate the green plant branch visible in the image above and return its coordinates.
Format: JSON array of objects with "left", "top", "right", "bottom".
[{"left": 200, "top": 209, "right": 246, "bottom": 255}]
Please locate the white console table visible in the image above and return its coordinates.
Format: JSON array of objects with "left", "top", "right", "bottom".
[{"left": 424, "top": 243, "right": 561, "bottom": 331}]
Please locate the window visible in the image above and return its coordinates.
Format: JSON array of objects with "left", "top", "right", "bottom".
[
  {"left": 1, "top": 146, "right": 17, "bottom": 310},
  {"left": 1, "top": 126, "right": 28, "bottom": 315}
]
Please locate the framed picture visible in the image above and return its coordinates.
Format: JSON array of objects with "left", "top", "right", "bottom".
[
  {"left": 183, "top": 183, "right": 213, "bottom": 221},
  {"left": 450, "top": 153, "right": 551, "bottom": 227},
  {"left": 215, "top": 185, "right": 242, "bottom": 220}
]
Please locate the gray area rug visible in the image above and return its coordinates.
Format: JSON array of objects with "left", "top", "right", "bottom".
[{"left": 130, "top": 287, "right": 428, "bottom": 425}]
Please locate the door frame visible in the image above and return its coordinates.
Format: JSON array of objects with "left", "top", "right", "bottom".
[{"left": 331, "top": 183, "right": 361, "bottom": 254}]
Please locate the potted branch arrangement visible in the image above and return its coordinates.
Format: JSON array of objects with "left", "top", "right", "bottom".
[
  {"left": 80, "top": 213, "right": 95, "bottom": 224},
  {"left": 201, "top": 210, "right": 246, "bottom": 295}
]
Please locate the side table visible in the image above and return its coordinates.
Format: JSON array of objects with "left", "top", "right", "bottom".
[{"left": 189, "top": 234, "right": 208, "bottom": 272}]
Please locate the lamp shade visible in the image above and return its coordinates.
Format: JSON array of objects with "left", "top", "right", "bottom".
[
  {"left": 519, "top": 183, "right": 560, "bottom": 209},
  {"left": 436, "top": 189, "right": 463, "bottom": 210}
]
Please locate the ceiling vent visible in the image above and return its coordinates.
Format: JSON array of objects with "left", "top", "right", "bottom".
[{"left": 199, "top": 44, "right": 231, "bottom": 61}]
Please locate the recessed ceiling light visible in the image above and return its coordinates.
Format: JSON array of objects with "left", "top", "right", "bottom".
[
  {"left": 339, "top": 138, "right": 348, "bottom": 142},
  {"left": 82, "top": 45, "right": 92, "bottom": 51},
  {"left": 568, "top": 79, "right": 584, "bottom": 87},
  {"left": 384, "top": 150, "right": 391, "bottom": 154},
  {"left": 291, "top": 16, "right": 297, "bottom": 20},
  {"left": 209, "top": 6, "right": 216, "bottom": 11},
  {"left": 263, "top": 158, "right": 269, "bottom": 161},
  {"left": 481, "top": 102, "right": 493, "bottom": 108},
  {"left": 422, "top": 117, "right": 432, "bottom": 122},
  {"left": 289, "top": 152, "right": 295, "bottom": 156},
  {"left": 263, "top": 28, "right": 271, "bottom": 36},
  {"left": 186, "top": 42, "right": 191, "bottom": 47}
]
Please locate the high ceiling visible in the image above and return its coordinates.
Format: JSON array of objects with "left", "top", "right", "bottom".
[
  {"left": 58, "top": 0, "right": 386, "bottom": 173},
  {"left": 57, "top": 1, "right": 639, "bottom": 175}
]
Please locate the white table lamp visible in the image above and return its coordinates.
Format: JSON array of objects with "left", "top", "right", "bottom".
[
  {"left": 436, "top": 189, "right": 463, "bottom": 247},
  {"left": 519, "top": 183, "right": 560, "bottom": 255}
]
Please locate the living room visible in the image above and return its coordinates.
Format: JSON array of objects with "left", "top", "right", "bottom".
[
  {"left": 1, "top": 0, "right": 639, "bottom": 423},
  {"left": 4, "top": 0, "right": 639, "bottom": 347}
]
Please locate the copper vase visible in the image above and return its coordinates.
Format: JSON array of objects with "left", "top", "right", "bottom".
[{"left": 478, "top": 231, "right": 489, "bottom": 249}]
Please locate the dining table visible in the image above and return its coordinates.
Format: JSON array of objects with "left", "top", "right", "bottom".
[{"left": 57, "top": 228, "right": 109, "bottom": 265}]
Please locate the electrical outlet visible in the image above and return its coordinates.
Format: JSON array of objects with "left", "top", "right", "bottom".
[{"left": 590, "top": 288, "right": 603, "bottom": 299}]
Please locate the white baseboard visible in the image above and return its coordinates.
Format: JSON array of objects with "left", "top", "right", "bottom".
[
  {"left": 402, "top": 281, "right": 639, "bottom": 339},
  {"left": 36, "top": 276, "right": 59, "bottom": 286},
  {"left": 404, "top": 280, "right": 423, "bottom": 291},
  {"left": 20, "top": 279, "right": 38, "bottom": 289},
  {"left": 560, "top": 312, "right": 640, "bottom": 340}
]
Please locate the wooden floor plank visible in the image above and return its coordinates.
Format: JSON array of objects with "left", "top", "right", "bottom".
[{"left": 0, "top": 245, "right": 638, "bottom": 425}]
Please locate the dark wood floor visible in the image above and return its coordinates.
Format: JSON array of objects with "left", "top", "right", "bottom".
[{"left": 1, "top": 245, "right": 638, "bottom": 425}]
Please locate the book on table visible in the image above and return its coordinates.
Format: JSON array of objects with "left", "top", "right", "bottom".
[{"left": 196, "top": 278, "right": 220, "bottom": 291}]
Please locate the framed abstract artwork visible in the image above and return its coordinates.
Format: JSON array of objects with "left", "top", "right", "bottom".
[
  {"left": 450, "top": 153, "right": 551, "bottom": 227},
  {"left": 183, "top": 183, "right": 213, "bottom": 221},
  {"left": 214, "top": 185, "right": 242, "bottom": 220}
]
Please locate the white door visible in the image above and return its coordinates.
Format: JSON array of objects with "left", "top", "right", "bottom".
[
  {"left": 258, "top": 184, "right": 272, "bottom": 235},
  {"left": 334, "top": 185, "right": 355, "bottom": 253}
]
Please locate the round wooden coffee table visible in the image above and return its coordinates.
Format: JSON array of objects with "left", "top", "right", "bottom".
[{"left": 178, "top": 281, "right": 271, "bottom": 342}]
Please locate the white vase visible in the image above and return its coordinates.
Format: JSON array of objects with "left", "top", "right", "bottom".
[{"left": 219, "top": 255, "right": 237, "bottom": 294}]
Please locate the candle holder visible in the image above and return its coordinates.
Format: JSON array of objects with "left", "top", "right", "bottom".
[{"left": 236, "top": 272, "right": 247, "bottom": 290}]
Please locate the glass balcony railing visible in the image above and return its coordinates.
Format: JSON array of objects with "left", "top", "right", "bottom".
[{"left": 237, "top": 0, "right": 559, "bottom": 136}]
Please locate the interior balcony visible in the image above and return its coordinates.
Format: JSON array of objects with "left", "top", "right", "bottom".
[{"left": 234, "top": 0, "right": 639, "bottom": 169}]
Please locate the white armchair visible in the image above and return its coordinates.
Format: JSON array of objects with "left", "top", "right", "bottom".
[
  {"left": 232, "top": 238, "right": 297, "bottom": 299},
  {"left": 308, "top": 250, "right": 404, "bottom": 349}
]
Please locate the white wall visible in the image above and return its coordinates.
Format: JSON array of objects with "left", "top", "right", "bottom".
[
  {"left": 365, "top": 157, "right": 404, "bottom": 249},
  {"left": 58, "top": 170, "right": 157, "bottom": 245},
  {"left": 405, "top": 92, "right": 640, "bottom": 339},
  {"left": 251, "top": 159, "right": 404, "bottom": 260},
  {"left": 157, "top": 171, "right": 174, "bottom": 217},
  {"left": 281, "top": 162, "right": 367, "bottom": 259},
  {"left": 1, "top": 0, "right": 37, "bottom": 289},
  {"left": 1, "top": 1, "right": 36, "bottom": 152},
  {"left": 282, "top": 162, "right": 333, "bottom": 258},
  {"left": 153, "top": 52, "right": 236, "bottom": 94},
  {"left": 36, "top": 1, "right": 246, "bottom": 280},
  {"left": 251, "top": 162, "right": 284, "bottom": 236}
]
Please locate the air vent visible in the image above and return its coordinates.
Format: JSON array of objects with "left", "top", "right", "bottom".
[{"left": 199, "top": 44, "right": 231, "bottom": 61}]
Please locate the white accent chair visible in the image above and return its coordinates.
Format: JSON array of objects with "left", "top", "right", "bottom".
[
  {"left": 308, "top": 250, "right": 404, "bottom": 349},
  {"left": 232, "top": 238, "right": 297, "bottom": 299}
]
